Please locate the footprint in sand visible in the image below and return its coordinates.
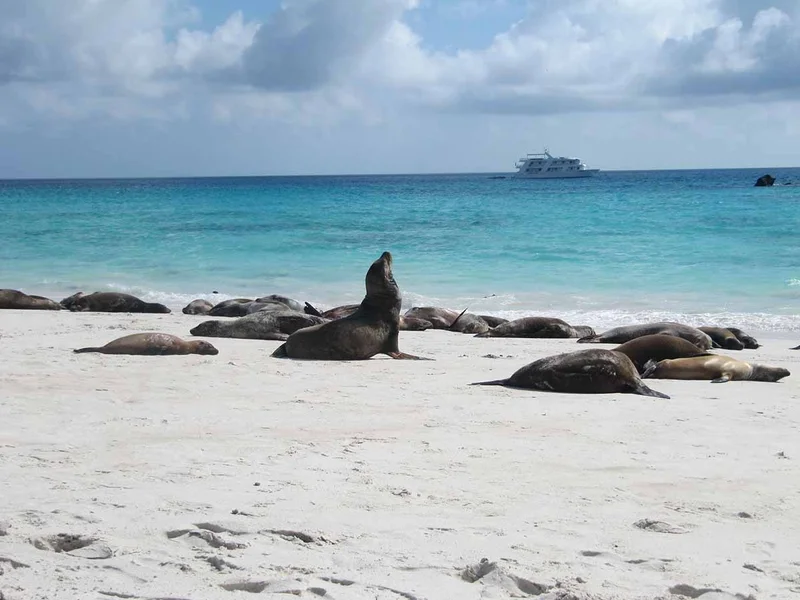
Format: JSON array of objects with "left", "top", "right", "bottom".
[
  {"left": 634, "top": 519, "right": 690, "bottom": 534},
  {"left": 29, "top": 533, "right": 113, "bottom": 559}
]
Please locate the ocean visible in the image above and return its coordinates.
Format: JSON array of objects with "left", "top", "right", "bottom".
[{"left": 2, "top": 169, "right": 799, "bottom": 332}]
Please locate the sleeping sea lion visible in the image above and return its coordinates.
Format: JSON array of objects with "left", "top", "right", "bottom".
[
  {"left": 74, "top": 333, "right": 218, "bottom": 355},
  {"left": 182, "top": 299, "right": 214, "bottom": 315},
  {"left": 255, "top": 295, "right": 304, "bottom": 312},
  {"left": 0, "top": 289, "right": 62, "bottom": 310},
  {"left": 272, "top": 252, "right": 425, "bottom": 360},
  {"left": 612, "top": 334, "right": 712, "bottom": 374},
  {"left": 642, "top": 355, "right": 790, "bottom": 383},
  {"left": 578, "top": 322, "right": 713, "bottom": 350},
  {"left": 726, "top": 327, "right": 760, "bottom": 349},
  {"left": 404, "top": 307, "right": 461, "bottom": 329},
  {"left": 472, "top": 349, "right": 669, "bottom": 398},
  {"left": 476, "top": 316, "right": 594, "bottom": 339},
  {"left": 191, "top": 310, "right": 325, "bottom": 341},
  {"left": 65, "top": 292, "right": 171, "bottom": 314},
  {"left": 478, "top": 315, "right": 509, "bottom": 328},
  {"left": 698, "top": 327, "right": 745, "bottom": 351}
]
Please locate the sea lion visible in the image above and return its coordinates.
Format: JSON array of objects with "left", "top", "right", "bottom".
[
  {"left": 210, "top": 300, "right": 291, "bottom": 317},
  {"left": 698, "top": 327, "right": 744, "bottom": 351},
  {"left": 182, "top": 299, "right": 214, "bottom": 315},
  {"left": 306, "top": 302, "right": 431, "bottom": 331},
  {"left": 449, "top": 312, "right": 490, "bottom": 334},
  {"left": 74, "top": 333, "right": 218, "bottom": 356},
  {"left": 191, "top": 310, "right": 326, "bottom": 341},
  {"left": 207, "top": 298, "right": 253, "bottom": 316},
  {"left": 578, "top": 322, "right": 713, "bottom": 350},
  {"left": 255, "top": 295, "right": 304, "bottom": 312},
  {"left": 478, "top": 315, "right": 509, "bottom": 328},
  {"left": 476, "top": 317, "right": 594, "bottom": 339},
  {"left": 404, "top": 307, "right": 461, "bottom": 329},
  {"left": 0, "top": 289, "right": 62, "bottom": 310},
  {"left": 726, "top": 327, "right": 760, "bottom": 349},
  {"left": 272, "top": 252, "right": 425, "bottom": 360},
  {"left": 472, "top": 349, "right": 669, "bottom": 398},
  {"left": 642, "top": 355, "right": 790, "bottom": 383},
  {"left": 65, "top": 292, "right": 171, "bottom": 314},
  {"left": 612, "top": 334, "right": 712, "bottom": 374}
]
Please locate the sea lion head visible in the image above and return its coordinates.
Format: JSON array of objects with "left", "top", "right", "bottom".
[
  {"left": 364, "top": 251, "right": 400, "bottom": 311},
  {"left": 190, "top": 320, "right": 221, "bottom": 337},
  {"left": 749, "top": 364, "right": 790, "bottom": 382},
  {"left": 192, "top": 340, "right": 220, "bottom": 355},
  {"left": 572, "top": 325, "right": 596, "bottom": 338}
]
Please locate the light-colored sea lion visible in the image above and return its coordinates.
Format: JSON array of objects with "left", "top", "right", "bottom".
[
  {"left": 578, "top": 322, "right": 713, "bottom": 350},
  {"left": 472, "top": 349, "right": 669, "bottom": 398},
  {"left": 191, "top": 310, "right": 326, "bottom": 341},
  {"left": 404, "top": 307, "right": 461, "bottom": 329},
  {"left": 476, "top": 317, "right": 594, "bottom": 339},
  {"left": 64, "top": 292, "right": 171, "bottom": 314},
  {"left": 255, "top": 295, "right": 304, "bottom": 312},
  {"left": 0, "top": 289, "right": 62, "bottom": 310},
  {"left": 74, "top": 333, "right": 218, "bottom": 356},
  {"left": 642, "top": 355, "right": 790, "bottom": 383},
  {"left": 726, "top": 327, "right": 760, "bottom": 349},
  {"left": 612, "top": 334, "right": 712, "bottom": 374},
  {"left": 272, "top": 252, "right": 425, "bottom": 360},
  {"left": 400, "top": 316, "right": 432, "bottom": 331},
  {"left": 449, "top": 312, "right": 490, "bottom": 334},
  {"left": 182, "top": 299, "right": 214, "bottom": 315},
  {"left": 698, "top": 327, "right": 744, "bottom": 351}
]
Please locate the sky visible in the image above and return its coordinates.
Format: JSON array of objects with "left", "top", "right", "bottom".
[{"left": 0, "top": 0, "right": 798, "bottom": 178}]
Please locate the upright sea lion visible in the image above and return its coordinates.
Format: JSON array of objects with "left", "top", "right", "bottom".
[
  {"left": 191, "top": 310, "right": 326, "bottom": 341},
  {"left": 578, "top": 322, "right": 713, "bottom": 350},
  {"left": 74, "top": 333, "right": 218, "bottom": 356},
  {"left": 698, "top": 327, "right": 744, "bottom": 351},
  {"left": 272, "top": 252, "right": 425, "bottom": 360},
  {"left": 0, "top": 289, "right": 62, "bottom": 310},
  {"left": 476, "top": 317, "right": 594, "bottom": 339},
  {"left": 642, "top": 355, "right": 790, "bottom": 383},
  {"left": 726, "top": 327, "right": 760, "bottom": 349},
  {"left": 472, "top": 349, "right": 669, "bottom": 398},
  {"left": 182, "top": 299, "right": 214, "bottom": 315},
  {"left": 255, "top": 295, "right": 304, "bottom": 312},
  {"left": 65, "top": 292, "right": 171, "bottom": 314},
  {"left": 612, "top": 334, "right": 711, "bottom": 374}
]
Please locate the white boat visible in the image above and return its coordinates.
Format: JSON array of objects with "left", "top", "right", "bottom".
[{"left": 514, "top": 149, "right": 598, "bottom": 178}]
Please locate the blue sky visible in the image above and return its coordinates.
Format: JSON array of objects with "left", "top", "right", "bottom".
[{"left": 0, "top": 0, "right": 798, "bottom": 178}]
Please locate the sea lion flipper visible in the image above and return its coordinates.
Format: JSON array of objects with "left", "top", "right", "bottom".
[
  {"left": 470, "top": 379, "right": 509, "bottom": 386},
  {"left": 271, "top": 344, "right": 288, "bottom": 358},
  {"left": 576, "top": 335, "right": 598, "bottom": 343},
  {"left": 632, "top": 381, "right": 670, "bottom": 399},
  {"left": 791, "top": 345, "right": 800, "bottom": 350},
  {"left": 73, "top": 347, "right": 101, "bottom": 353},
  {"left": 711, "top": 376, "right": 731, "bottom": 383},
  {"left": 304, "top": 302, "right": 323, "bottom": 317},
  {"left": 641, "top": 359, "right": 659, "bottom": 378},
  {"left": 448, "top": 307, "right": 469, "bottom": 331},
  {"left": 386, "top": 351, "right": 432, "bottom": 361}
]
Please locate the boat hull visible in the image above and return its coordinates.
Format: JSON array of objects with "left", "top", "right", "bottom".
[{"left": 514, "top": 169, "right": 599, "bottom": 179}]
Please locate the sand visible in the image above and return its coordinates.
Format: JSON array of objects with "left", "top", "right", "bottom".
[{"left": 1, "top": 310, "right": 799, "bottom": 600}]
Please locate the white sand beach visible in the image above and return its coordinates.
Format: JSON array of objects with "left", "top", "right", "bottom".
[{"left": 1, "top": 310, "right": 799, "bottom": 600}]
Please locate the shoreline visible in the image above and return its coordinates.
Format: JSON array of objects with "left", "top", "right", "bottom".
[{"left": 1, "top": 310, "right": 799, "bottom": 599}]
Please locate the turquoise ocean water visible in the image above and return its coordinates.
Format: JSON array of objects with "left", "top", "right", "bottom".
[{"left": 2, "top": 169, "right": 799, "bottom": 331}]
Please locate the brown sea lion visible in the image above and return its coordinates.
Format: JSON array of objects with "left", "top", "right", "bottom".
[
  {"left": 698, "top": 327, "right": 745, "bottom": 351},
  {"left": 448, "top": 311, "right": 490, "bottom": 334},
  {"left": 726, "top": 327, "right": 760, "bottom": 349},
  {"left": 478, "top": 315, "right": 509, "bottom": 328},
  {"left": 472, "top": 349, "right": 669, "bottom": 398},
  {"left": 74, "top": 333, "right": 218, "bottom": 355},
  {"left": 182, "top": 299, "right": 214, "bottom": 315},
  {"left": 191, "top": 310, "right": 325, "bottom": 341},
  {"left": 64, "top": 292, "right": 171, "bottom": 314},
  {"left": 578, "top": 322, "right": 713, "bottom": 350},
  {"left": 612, "top": 334, "right": 712, "bottom": 374},
  {"left": 0, "top": 289, "right": 62, "bottom": 310},
  {"left": 255, "top": 295, "right": 304, "bottom": 312},
  {"left": 642, "top": 355, "right": 790, "bottom": 383},
  {"left": 476, "top": 316, "right": 594, "bottom": 339},
  {"left": 306, "top": 302, "right": 431, "bottom": 331},
  {"left": 272, "top": 252, "right": 426, "bottom": 360},
  {"left": 404, "top": 307, "right": 461, "bottom": 329}
]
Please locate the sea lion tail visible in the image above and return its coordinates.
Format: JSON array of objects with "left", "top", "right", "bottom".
[
  {"left": 641, "top": 359, "right": 659, "bottom": 379},
  {"left": 470, "top": 379, "right": 509, "bottom": 386},
  {"left": 271, "top": 344, "right": 288, "bottom": 358},
  {"left": 449, "top": 307, "right": 469, "bottom": 331},
  {"left": 304, "top": 302, "right": 323, "bottom": 317},
  {"left": 73, "top": 347, "right": 100, "bottom": 353},
  {"left": 632, "top": 381, "right": 670, "bottom": 399}
]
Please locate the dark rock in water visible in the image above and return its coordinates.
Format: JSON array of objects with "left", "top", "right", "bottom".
[{"left": 755, "top": 174, "right": 775, "bottom": 187}]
